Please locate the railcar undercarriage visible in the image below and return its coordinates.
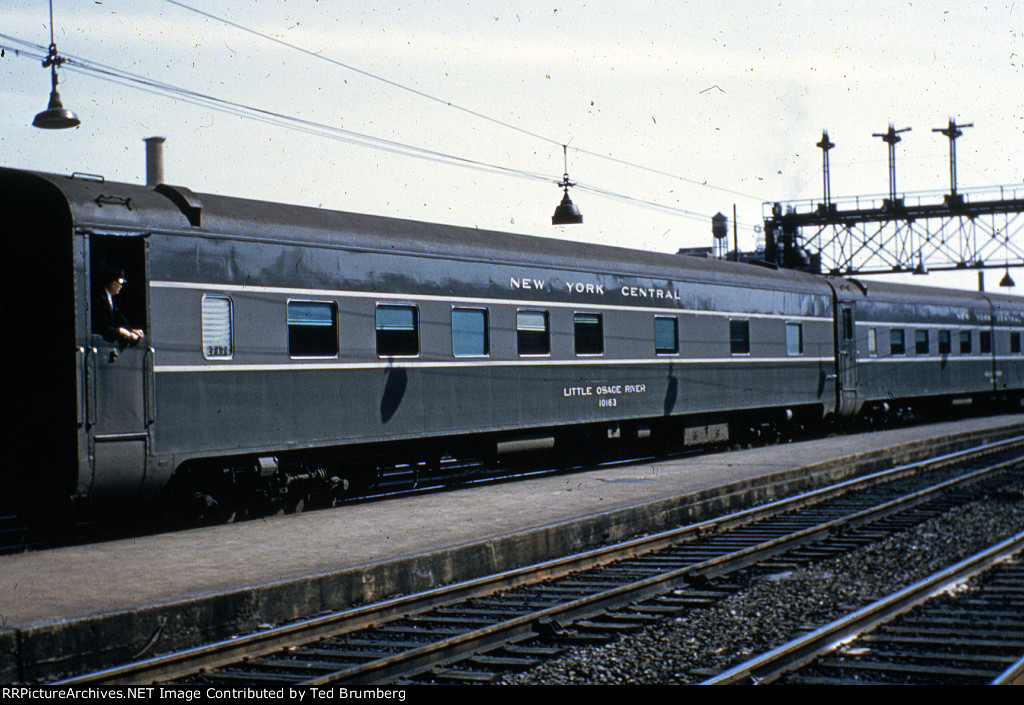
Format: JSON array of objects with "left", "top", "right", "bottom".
[{"left": 154, "top": 406, "right": 831, "bottom": 526}]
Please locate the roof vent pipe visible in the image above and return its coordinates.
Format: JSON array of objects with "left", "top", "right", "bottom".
[{"left": 144, "top": 136, "right": 166, "bottom": 187}]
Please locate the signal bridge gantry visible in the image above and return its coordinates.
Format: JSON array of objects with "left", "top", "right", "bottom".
[{"left": 762, "top": 122, "right": 1024, "bottom": 284}]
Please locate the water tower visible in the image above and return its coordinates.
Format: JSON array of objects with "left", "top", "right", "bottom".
[{"left": 712, "top": 212, "right": 728, "bottom": 259}]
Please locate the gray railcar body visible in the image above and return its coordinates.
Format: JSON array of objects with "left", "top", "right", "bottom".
[{"left": 2, "top": 167, "right": 1019, "bottom": 515}]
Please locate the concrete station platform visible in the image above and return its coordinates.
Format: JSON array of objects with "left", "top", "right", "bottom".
[{"left": 3, "top": 414, "right": 1024, "bottom": 683}]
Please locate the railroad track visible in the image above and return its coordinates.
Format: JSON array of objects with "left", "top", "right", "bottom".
[
  {"left": 704, "top": 531, "right": 1024, "bottom": 685},
  {"left": 0, "top": 511, "right": 99, "bottom": 556},
  {"left": 0, "top": 415, "right": 958, "bottom": 555},
  {"left": 0, "top": 447, "right": 686, "bottom": 556},
  {"left": 0, "top": 457, "right": 579, "bottom": 555},
  {"left": 57, "top": 435, "right": 1024, "bottom": 686},
  {"left": 0, "top": 411, "right": 923, "bottom": 555}
]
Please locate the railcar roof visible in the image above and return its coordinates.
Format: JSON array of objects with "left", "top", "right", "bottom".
[
  {"left": 20, "top": 167, "right": 1024, "bottom": 306},
  {"left": 832, "top": 277, "right": 989, "bottom": 305},
  {"left": 831, "top": 276, "right": 1024, "bottom": 311},
  {"left": 12, "top": 167, "right": 833, "bottom": 293}
]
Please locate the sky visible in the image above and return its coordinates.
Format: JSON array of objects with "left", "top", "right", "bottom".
[{"left": 2, "top": 1, "right": 1022, "bottom": 290}]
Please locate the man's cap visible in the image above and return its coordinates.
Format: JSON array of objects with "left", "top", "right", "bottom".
[{"left": 103, "top": 267, "right": 126, "bottom": 282}]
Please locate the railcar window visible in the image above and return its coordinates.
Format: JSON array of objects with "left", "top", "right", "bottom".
[
  {"left": 785, "top": 322, "right": 803, "bottom": 355},
  {"left": 376, "top": 305, "right": 419, "bottom": 357},
  {"left": 517, "top": 311, "right": 550, "bottom": 355},
  {"left": 573, "top": 313, "right": 603, "bottom": 355},
  {"left": 730, "top": 320, "right": 750, "bottom": 355},
  {"left": 201, "top": 296, "right": 233, "bottom": 359},
  {"left": 959, "top": 330, "right": 972, "bottom": 354},
  {"left": 1012, "top": 332, "right": 1022, "bottom": 354},
  {"left": 654, "top": 316, "right": 679, "bottom": 354},
  {"left": 915, "top": 329, "right": 929, "bottom": 355},
  {"left": 288, "top": 301, "right": 338, "bottom": 358},
  {"left": 980, "top": 330, "right": 992, "bottom": 354},
  {"left": 452, "top": 308, "right": 489, "bottom": 357},
  {"left": 889, "top": 329, "right": 905, "bottom": 356},
  {"left": 938, "top": 330, "right": 951, "bottom": 355},
  {"left": 868, "top": 328, "right": 877, "bottom": 356},
  {"left": 842, "top": 309, "right": 854, "bottom": 340}
]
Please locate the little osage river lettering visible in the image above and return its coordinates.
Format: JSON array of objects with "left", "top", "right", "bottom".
[{"left": 564, "top": 384, "right": 647, "bottom": 408}]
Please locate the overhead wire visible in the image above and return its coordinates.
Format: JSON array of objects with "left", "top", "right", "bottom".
[
  {"left": 1, "top": 33, "right": 553, "bottom": 184},
  {"left": 2, "top": 18, "right": 759, "bottom": 227},
  {"left": 162, "top": 0, "right": 563, "bottom": 151},
  {"left": 161, "top": 0, "right": 767, "bottom": 205}
]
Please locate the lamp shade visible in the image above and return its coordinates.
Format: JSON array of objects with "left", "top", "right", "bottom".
[
  {"left": 33, "top": 87, "right": 79, "bottom": 129},
  {"left": 552, "top": 189, "right": 583, "bottom": 225}
]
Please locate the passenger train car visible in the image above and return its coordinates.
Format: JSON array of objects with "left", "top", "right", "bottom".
[{"left": 3, "top": 166, "right": 1023, "bottom": 520}]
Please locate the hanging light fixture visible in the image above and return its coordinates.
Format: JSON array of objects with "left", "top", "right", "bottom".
[
  {"left": 1000, "top": 268, "right": 1015, "bottom": 288},
  {"left": 32, "top": 0, "right": 80, "bottom": 129},
  {"left": 551, "top": 145, "right": 583, "bottom": 225}
]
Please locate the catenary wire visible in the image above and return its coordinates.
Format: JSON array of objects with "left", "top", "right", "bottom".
[
  {"left": 2, "top": 32, "right": 760, "bottom": 228},
  {"left": 161, "top": 0, "right": 767, "bottom": 204}
]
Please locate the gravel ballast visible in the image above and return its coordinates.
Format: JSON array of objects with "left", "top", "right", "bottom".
[{"left": 498, "top": 479, "right": 1024, "bottom": 685}]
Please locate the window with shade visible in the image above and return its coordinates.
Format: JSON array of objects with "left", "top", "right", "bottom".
[{"left": 287, "top": 300, "right": 338, "bottom": 358}]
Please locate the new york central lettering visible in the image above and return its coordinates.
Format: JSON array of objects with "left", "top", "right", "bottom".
[
  {"left": 621, "top": 285, "right": 681, "bottom": 301},
  {"left": 565, "top": 281, "right": 605, "bottom": 295},
  {"left": 508, "top": 274, "right": 679, "bottom": 303},
  {"left": 510, "top": 276, "right": 546, "bottom": 290}
]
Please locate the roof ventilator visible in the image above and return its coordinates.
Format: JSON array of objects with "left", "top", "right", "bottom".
[{"left": 154, "top": 183, "right": 203, "bottom": 227}]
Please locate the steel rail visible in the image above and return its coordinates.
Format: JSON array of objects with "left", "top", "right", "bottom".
[
  {"left": 701, "top": 530, "right": 1024, "bottom": 685},
  {"left": 300, "top": 457, "right": 1024, "bottom": 685},
  {"left": 57, "top": 434, "right": 1024, "bottom": 686},
  {"left": 993, "top": 654, "right": 1024, "bottom": 686}
]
